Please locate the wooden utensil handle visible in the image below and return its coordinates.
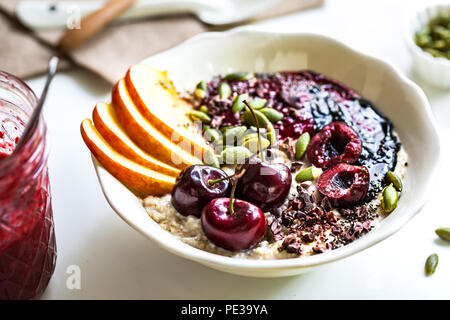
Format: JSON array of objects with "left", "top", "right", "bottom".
[{"left": 58, "top": 0, "right": 136, "bottom": 53}]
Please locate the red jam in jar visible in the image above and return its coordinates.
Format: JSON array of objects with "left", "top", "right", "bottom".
[{"left": 0, "top": 71, "right": 56, "bottom": 299}]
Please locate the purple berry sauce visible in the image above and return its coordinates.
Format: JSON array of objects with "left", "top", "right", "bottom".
[{"left": 198, "top": 70, "right": 401, "bottom": 202}]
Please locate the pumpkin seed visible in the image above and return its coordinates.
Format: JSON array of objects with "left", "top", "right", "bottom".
[
  {"left": 232, "top": 93, "right": 249, "bottom": 113},
  {"left": 415, "top": 34, "right": 432, "bottom": 47},
  {"left": 435, "top": 227, "right": 450, "bottom": 242},
  {"left": 248, "top": 126, "right": 267, "bottom": 134},
  {"left": 295, "top": 132, "right": 310, "bottom": 160},
  {"left": 203, "top": 128, "right": 220, "bottom": 143},
  {"left": 295, "top": 166, "right": 323, "bottom": 183},
  {"left": 425, "top": 253, "right": 438, "bottom": 276},
  {"left": 260, "top": 108, "right": 283, "bottom": 123},
  {"left": 266, "top": 123, "right": 277, "bottom": 145},
  {"left": 196, "top": 80, "right": 207, "bottom": 91},
  {"left": 220, "top": 146, "right": 251, "bottom": 165},
  {"left": 386, "top": 171, "right": 403, "bottom": 192},
  {"left": 223, "top": 126, "right": 247, "bottom": 145},
  {"left": 218, "top": 82, "right": 231, "bottom": 99},
  {"left": 203, "top": 148, "right": 220, "bottom": 168},
  {"left": 239, "top": 132, "right": 259, "bottom": 144},
  {"left": 194, "top": 88, "right": 206, "bottom": 99},
  {"left": 249, "top": 98, "right": 267, "bottom": 109},
  {"left": 224, "top": 72, "right": 253, "bottom": 81},
  {"left": 433, "top": 39, "right": 447, "bottom": 49},
  {"left": 424, "top": 48, "right": 446, "bottom": 58},
  {"left": 187, "top": 110, "right": 210, "bottom": 123},
  {"left": 220, "top": 126, "right": 233, "bottom": 134},
  {"left": 414, "top": 14, "right": 450, "bottom": 60},
  {"left": 214, "top": 143, "right": 226, "bottom": 155},
  {"left": 242, "top": 109, "right": 270, "bottom": 128},
  {"left": 199, "top": 105, "right": 208, "bottom": 113},
  {"left": 433, "top": 25, "right": 450, "bottom": 38},
  {"left": 382, "top": 184, "right": 398, "bottom": 213},
  {"left": 242, "top": 136, "right": 270, "bottom": 153}
]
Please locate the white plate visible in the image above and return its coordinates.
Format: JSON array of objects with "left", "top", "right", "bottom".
[{"left": 92, "top": 29, "right": 440, "bottom": 277}]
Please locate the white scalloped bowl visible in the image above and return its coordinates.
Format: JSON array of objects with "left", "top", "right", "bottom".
[{"left": 92, "top": 29, "right": 440, "bottom": 277}]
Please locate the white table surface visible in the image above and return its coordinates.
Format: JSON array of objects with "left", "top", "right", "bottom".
[{"left": 23, "top": 0, "right": 450, "bottom": 299}]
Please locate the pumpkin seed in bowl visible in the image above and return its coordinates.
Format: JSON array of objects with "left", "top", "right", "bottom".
[{"left": 414, "top": 11, "right": 450, "bottom": 59}]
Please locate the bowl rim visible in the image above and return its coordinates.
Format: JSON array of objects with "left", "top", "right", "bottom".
[
  {"left": 405, "top": 2, "right": 450, "bottom": 67},
  {"left": 94, "top": 27, "right": 441, "bottom": 270}
]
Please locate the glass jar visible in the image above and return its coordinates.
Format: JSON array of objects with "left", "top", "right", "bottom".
[{"left": 0, "top": 71, "right": 56, "bottom": 299}]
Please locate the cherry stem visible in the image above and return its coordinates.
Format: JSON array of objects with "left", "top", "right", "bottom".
[
  {"left": 228, "top": 168, "right": 246, "bottom": 215},
  {"left": 243, "top": 100, "right": 265, "bottom": 162},
  {"left": 228, "top": 177, "right": 238, "bottom": 214},
  {"left": 208, "top": 175, "right": 233, "bottom": 187},
  {"left": 208, "top": 163, "right": 250, "bottom": 186}
]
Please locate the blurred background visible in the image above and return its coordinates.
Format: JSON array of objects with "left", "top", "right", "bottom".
[{"left": 0, "top": 0, "right": 323, "bottom": 82}]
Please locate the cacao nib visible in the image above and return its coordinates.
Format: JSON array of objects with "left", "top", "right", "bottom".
[
  {"left": 301, "top": 232, "right": 315, "bottom": 243},
  {"left": 320, "top": 197, "right": 333, "bottom": 212},
  {"left": 290, "top": 161, "right": 304, "bottom": 172},
  {"left": 281, "top": 233, "right": 302, "bottom": 255},
  {"left": 312, "top": 246, "right": 326, "bottom": 254}
]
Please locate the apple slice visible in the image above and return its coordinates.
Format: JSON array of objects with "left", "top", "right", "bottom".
[
  {"left": 112, "top": 79, "right": 202, "bottom": 169},
  {"left": 92, "top": 102, "right": 180, "bottom": 178},
  {"left": 81, "top": 119, "right": 175, "bottom": 196},
  {"left": 125, "top": 64, "right": 210, "bottom": 155}
]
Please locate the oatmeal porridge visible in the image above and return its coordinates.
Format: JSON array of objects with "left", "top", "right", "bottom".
[{"left": 143, "top": 70, "right": 408, "bottom": 259}]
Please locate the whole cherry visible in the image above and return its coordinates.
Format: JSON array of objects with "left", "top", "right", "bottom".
[
  {"left": 235, "top": 100, "right": 292, "bottom": 211},
  {"left": 171, "top": 165, "right": 230, "bottom": 217},
  {"left": 201, "top": 197, "right": 266, "bottom": 251},
  {"left": 201, "top": 155, "right": 267, "bottom": 252},
  {"left": 236, "top": 159, "right": 292, "bottom": 211}
]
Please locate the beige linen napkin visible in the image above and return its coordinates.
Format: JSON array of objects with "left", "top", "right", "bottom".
[{"left": 0, "top": 0, "right": 323, "bottom": 83}]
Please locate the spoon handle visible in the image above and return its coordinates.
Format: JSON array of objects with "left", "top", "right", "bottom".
[
  {"left": 15, "top": 57, "right": 59, "bottom": 152},
  {"left": 16, "top": 0, "right": 218, "bottom": 31},
  {"left": 58, "top": 0, "right": 136, "bottom": 53}
]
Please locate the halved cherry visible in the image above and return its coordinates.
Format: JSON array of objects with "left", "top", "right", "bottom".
[
  {"left": 307, "top": 122, "right": 362, "bottom": 169},
  {"left": 317, "top": 163, "right": 370, "bottom": 207}
]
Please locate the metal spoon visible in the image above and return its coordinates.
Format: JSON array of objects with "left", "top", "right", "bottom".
[{"left": 14, "top": 56, "right": 59, "bottom": 152}]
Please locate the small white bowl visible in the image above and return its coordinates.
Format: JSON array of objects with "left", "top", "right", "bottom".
[
  {"left": 406, "top": 3, "right": 450, "bottom": 88},
  {"left": 92, "top": 29, "right": 440, "bottom": 277}
]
